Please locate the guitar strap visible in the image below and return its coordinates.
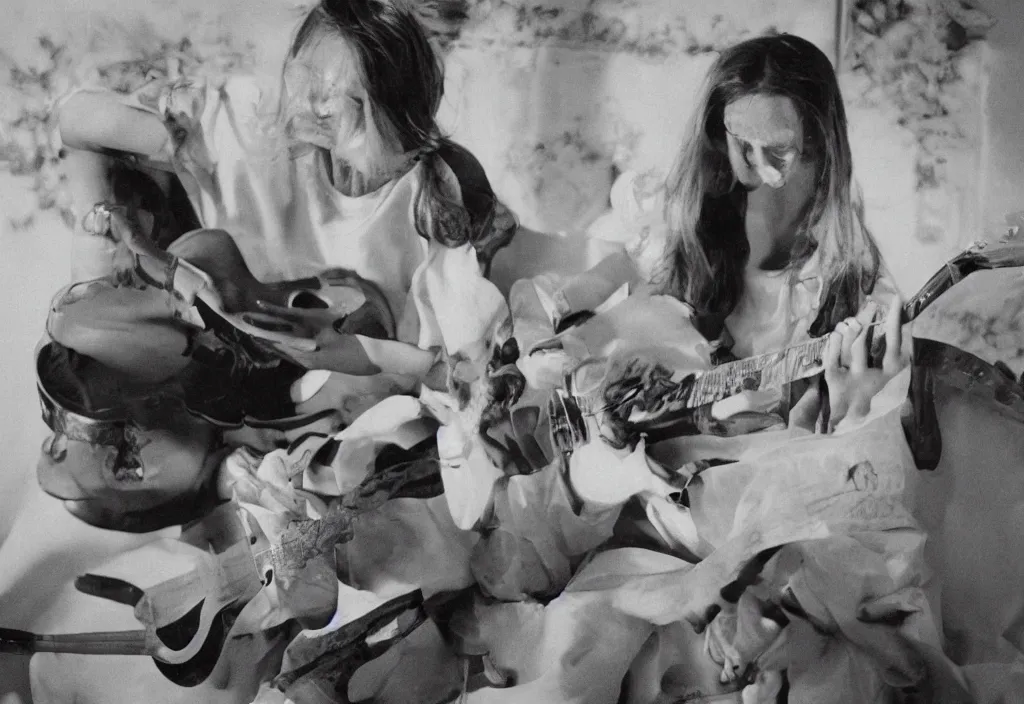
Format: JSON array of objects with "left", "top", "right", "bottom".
[
  {"left": 903, "top": 339, "right": 1024, "bottom": 472},
  {"left": 905, "top": 354, "right": 941, "bottom": 471}
]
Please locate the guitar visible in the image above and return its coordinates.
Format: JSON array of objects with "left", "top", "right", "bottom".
[
  {"left": 545, "top": 237, "right": 1024, "bottom": 456},
  {"left": 0, "top": 432, "right": 444, "bottom": 687},
  {"left": 9, "top": 239, "right": 1024, "bottom": 686},
  {"left": 35, "top": 206, "right": 402, "bottom": 533},
  {"left": 80, "top": 202, "right": 396, "bottom": 352},
  {"left": 95, "top": 200, "right": 445, "bottom": 380}
]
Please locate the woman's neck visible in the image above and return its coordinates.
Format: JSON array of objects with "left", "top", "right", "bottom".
[
  {"left": 742, "top": 162, "right": 818, "bottom": 271},
  {"left": 321, "top": 148, "right": 417, "bottom": 198}
]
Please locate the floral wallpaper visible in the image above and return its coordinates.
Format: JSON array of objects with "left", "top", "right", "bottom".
[
  {"left": 843, "top": 0, "right": 994, "bottom": 245},
  {"left": 0, "top": 28, "right": 253, "bottom": 229},
  {"left": 0, "top": 0, "right": 1019, "bottom": 372},
  {"left": 834, "top": 0, "right": 1022, "bottom": 373},
  {"left": 448, "top": 0, "right": 756, "bottom": 55}
]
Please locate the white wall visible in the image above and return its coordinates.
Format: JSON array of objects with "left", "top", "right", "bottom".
[
  {"left": 909, "top": 0, "right": 1024, "bottom": 376},
  {"left": 978, "top": 0, "right": 1024, "bottom": 235}
]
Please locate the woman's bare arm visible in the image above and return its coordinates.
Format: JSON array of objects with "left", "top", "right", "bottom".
[{"left": 57, "top": 91, "right": 169, "bottom": 158}]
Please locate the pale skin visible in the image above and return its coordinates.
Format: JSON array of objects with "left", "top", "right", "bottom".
[
  {"left": 103, "top": 207, "right": 444, "bottom": 382},
  {"left": 58, "top": 91, "right": 172, "bottom": 163},
  {"left": 57, "top": 31, "right": 446, "bottom": 385},
  {"left": 724, "top": 93, "right": 910, "bottom": 431}
]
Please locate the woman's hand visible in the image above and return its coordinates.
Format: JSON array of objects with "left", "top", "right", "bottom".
[
  {"left": 823, "top": 299, "right": 910, "bottom": 430},
  {"left": 243, "top": 302, "right": 438, "bottom": 378},
  {"left": 107, "top": 208, "right": 238, "bottom": 316},
  {"left": 106, "top": 207, "right": 175, "bottom": 277},
  {"left": 242, "top": 303, "right": 382, "bottom": 375}
]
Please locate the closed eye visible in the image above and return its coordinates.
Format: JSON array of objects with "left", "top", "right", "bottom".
[
  {"left": 739, "top": 140, "right": 755, "bottom": 167},
  {"left": 764, "top": 149, "right": 791, "bottom": 170},
  {"left": 767, "top": 145, "right": 797, "bottom": 162}
]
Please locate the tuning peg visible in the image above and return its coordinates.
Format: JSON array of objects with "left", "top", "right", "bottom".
[
  {"left": 74, "top": 574, "right": 145, "bottom": 607},
  {"left": 999, "top": 212, "right": 1024, "bottom": 242},
  {"left": 81, "top": 202, "right": 128, "bottom": 242}
]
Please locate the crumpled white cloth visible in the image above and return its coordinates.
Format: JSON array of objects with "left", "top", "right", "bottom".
[
  {"left": 450, "top": 549, "right": 742, "bottom": 704},
  {"left": 511, "top": 257, "right": 711, "bottom": 392},
  {"left": 449, "top": 362, "right": 974, "bottom": 703},
  {"left": 469, "top": 459, "right": 621, "bottom": 601},
  {"left": 410, "top": 242, "right": 511, "bottom": 360}
]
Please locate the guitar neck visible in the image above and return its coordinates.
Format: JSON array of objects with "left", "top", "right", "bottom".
[
  {"left": 636, "top": 257, "right": 962, "bottom": 417},
  {"left": 687, "top": 333, "right": 834, "bottom": 409},
  {"left": 615, "top": 239, "right": 1024, "bottom": 433}
]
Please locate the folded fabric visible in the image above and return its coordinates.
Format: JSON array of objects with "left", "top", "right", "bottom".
[
  {"left": 411, "top": 242, "right": 510, "bottom": 361},
  {"left": 470, "top": 460, "right": 621, "bottom": 601},
  {"left": 451, "top": 548, "right": 744, "bottom": 704}
]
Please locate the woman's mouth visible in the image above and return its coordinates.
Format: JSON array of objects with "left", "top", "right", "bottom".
[{"left": 285, "top": 115, "right": 336, "bottom": 151}]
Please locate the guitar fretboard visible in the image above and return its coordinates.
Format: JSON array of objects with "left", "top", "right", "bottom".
[
  {"left": 618, "top": 237, "right": 1024, "bottom": 423},
  {"left": 692, "top": 334, "right": 832, "bottom": 406},
  {"left": 623, "top": 334, "right": 832, "bottom": 422}
]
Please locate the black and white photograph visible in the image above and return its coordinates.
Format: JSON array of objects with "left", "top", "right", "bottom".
[{"left": 0, "top": 0, "right": 1021, "bottom": 702}]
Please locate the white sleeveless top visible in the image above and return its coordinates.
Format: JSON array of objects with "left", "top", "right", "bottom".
[
  {"left": 57, "top": 74, "right": 509, "bottom": 432},
  {"left": 607, "top": 170, "right": 898, "bottom": 417},
  {"left": 58, "top": 74, "right": 497, "bottom": 355}
]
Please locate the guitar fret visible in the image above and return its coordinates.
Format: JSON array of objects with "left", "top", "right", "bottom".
[
  {"left": 581, "top": 239, "right": 1017, "bottom": 433},
  {"left": 677, "top": 336, "right": 829, "bottom": 410}
]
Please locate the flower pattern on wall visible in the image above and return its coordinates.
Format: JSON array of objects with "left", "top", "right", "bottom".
[
  {"left": 0, "top": 22, "right": 252, "bottom": 229},
  {"left": 451, "top": 0, "right": 754, "bottom": 56},
  {"left": 842, "top": 0, "right": 994, "bottom": 244}
]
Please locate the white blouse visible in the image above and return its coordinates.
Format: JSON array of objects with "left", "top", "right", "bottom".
[
  {"left": 59, "top": 74, "right": 495, "bottom": 354},
  {"left": 608, "top": 171, "right": 899, "bottom": 418},
  {"left": 725, "top": 256, "right": 823, "bottom": 359}
]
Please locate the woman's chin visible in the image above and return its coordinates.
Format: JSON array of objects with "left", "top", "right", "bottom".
[
  {"left": 285, "top": 128, "right": 335, "bottom": 158},
  {"left": 286, "top": 141, "right": 318, "bottom": 160}
]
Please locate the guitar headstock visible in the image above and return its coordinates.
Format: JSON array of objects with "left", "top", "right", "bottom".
[
  {"left": 947, "top": 216, "right": 1024, "bottom": 275},
  {"left": 902, "top": 226, "right": 1024, "bottom": 324}
]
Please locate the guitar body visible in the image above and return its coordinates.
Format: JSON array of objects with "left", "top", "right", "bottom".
[
  {"left": 28, "top": 538, "right": 291, "bottom": 704},
  {"left": 37, "top": 211, "right": 401, "bottom": 533}
]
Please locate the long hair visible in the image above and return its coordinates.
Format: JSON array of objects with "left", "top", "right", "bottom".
[
  {"left": 287, "top": 0, "right": 497, "bottom": 253},
  {"left": 657, "top": 34, "right": 881, "bottom": 340}
]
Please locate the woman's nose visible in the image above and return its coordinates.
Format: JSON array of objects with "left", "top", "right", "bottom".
[
  {"left": 310, "top": 95, "right": 334, "bottom": 120},
  {"left": 749, "top": 148, "right": 787, "bottom": 189}
]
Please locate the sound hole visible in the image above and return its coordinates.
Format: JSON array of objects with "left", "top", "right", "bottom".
[
  {"left": 291, "top": 291, "right": 330, "bottom": 309},
  {"left": 555, "top": 310, "right": 596, "bottom": 334},
  {"left": 156, "top": 599, "right": 204, "bottom": 650}
]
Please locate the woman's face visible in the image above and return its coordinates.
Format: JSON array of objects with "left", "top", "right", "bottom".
[
  {"left": 722, "top": 93, "right": 815, "bottom": 190},
  {"left": 282, "top": 31, "right": 375, "bottom": 166}
]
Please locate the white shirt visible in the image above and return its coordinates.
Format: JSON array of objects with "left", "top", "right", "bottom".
[
  {"left": 61, "top": 74, "right": 508, "bottom": 425},
  {"left": 725, "top": 256, "right": 823, "bottom": 359}
]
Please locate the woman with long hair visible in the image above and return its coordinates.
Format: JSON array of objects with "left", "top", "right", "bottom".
[
  {"left": 660, "top": 34, "right": 882, "bottom": 338},
  {"left": 453, "top": 35, "right": 954, "bottom": 703},
  {"left": 655, "top": 33, "right": 903, "bottom": 434},
  {"left": 26, "top": 2, "right": 520, "bottom": 703},
  {"left": 56, "top": 0, "right": 515, "bottom": 380}
]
